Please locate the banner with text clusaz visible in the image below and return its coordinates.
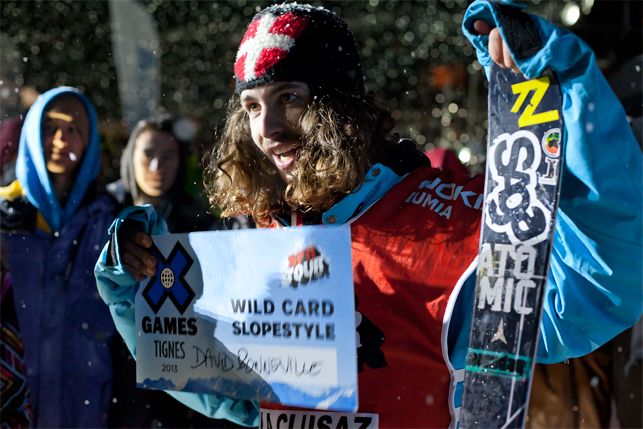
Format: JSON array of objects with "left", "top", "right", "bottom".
[{"left": 135, "top": 226, "right": 358, "bottom": 412}]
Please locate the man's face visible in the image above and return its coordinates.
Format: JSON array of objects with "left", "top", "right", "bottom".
[
  {"left": 240, "top": 81, "right": 312, "bottom": 183},
  {"left": 133, "top": 129, "right": 180, "bottom": 198},
  {"left": 43, "top": 97, "right": 89, "bottom": 175}
]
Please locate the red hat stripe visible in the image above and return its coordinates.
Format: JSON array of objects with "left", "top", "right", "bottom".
[
  {"left": 270, "top": 13, "right": 309, "bottom": 39},
  {"left": 240, "top": 19, "right": 261, "bottom": 46},
  {"left": 234, "top": 12, "right": 309, "bottom": 82},
  {"left": 234, "top": 53, "right": 247, "bottom": 82},
  {"left": 255, "top": 47, "right": 288, "bottom": 78}
]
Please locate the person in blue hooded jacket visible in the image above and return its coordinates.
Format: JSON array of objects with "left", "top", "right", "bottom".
[
  {"left": 95, "top": 2, "right": 642, "bottom": 428},
  {"left": 0, "top": 87, "right": 120, "bottom": 428}
]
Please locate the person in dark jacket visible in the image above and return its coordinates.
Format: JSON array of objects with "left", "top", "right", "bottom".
[
  {"left": 107, "top": 115, "right": 239, "bottom": 233},
  {"left": 0, "top": 87, "right": 119, "bottom": 428},
  {"left": 107, "top": 116, "right": 249, "bottom": 429}
]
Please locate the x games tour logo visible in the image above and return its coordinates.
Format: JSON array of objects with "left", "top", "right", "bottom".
[
  {"left": 282, "top": 246, "right": 330, "bottom": 289},
  {"left": 142, "top": 242, "right": 196, "bottom": 315}
]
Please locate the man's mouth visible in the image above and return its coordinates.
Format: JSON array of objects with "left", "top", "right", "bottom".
[{"left": 268, "top": 144, "right": 299, "bottom": 170}]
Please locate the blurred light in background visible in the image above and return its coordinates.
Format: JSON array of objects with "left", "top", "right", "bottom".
[
  {"left": 561, "top": 2, "right": 581, "bottom": 26},
  {"left": 458, "top": 147, "right": 471, "bottom": 163}
]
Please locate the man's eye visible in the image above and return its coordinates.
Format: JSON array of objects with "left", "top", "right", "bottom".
[
  {"left": 281, "top": 94, "right": 296, "bottom": 103},
  {"left": 247, "top": 103, "right": 259, "bottom": 112}
]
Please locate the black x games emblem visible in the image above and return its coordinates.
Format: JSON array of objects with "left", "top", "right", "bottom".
[{"left": 142, "top": 241, "right": 195, "bottom": 315}]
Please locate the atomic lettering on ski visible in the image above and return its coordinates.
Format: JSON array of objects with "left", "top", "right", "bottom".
[{"left": 476, "top": 243, "right": 538, "bottom": 315}]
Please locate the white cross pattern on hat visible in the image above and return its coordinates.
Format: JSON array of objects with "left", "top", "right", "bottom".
[{"left": 235, "top": 12, "right": 309, "bottom": 82}]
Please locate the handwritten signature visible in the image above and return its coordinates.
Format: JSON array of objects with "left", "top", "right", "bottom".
[
  {"left": 190, "top": 346, "right": 235, "bottom": 371},
  {"left": 236, "top": 347, "right": 323, "bottom": 377}
]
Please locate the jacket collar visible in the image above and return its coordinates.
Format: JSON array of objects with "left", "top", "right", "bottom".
[{"left": 275, "top": 163, "right": 407, "bottom": 227}]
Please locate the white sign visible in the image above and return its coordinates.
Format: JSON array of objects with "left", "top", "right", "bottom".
[{"left": 135, "top": 226, "right": 358, "bottom": 412}]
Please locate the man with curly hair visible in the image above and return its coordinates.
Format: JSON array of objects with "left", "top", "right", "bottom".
[{"left": 96, "top": 2, "right": 642, "bottom": 427}]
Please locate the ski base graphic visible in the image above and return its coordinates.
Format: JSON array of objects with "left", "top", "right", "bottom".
[{"left": 460, "top": 63, "right": 565, "bottom": 428}]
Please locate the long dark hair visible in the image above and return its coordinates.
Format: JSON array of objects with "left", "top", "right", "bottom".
[
  {"left": 204, "top": 89, "right": 398, "bottom": 227},
  {"left": 120, "top": 115, "right": 192, "bottom": 203}
]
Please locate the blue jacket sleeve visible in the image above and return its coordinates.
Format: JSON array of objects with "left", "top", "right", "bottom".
[
  {"left": 95, "top": 205, "right": 260, "bottom": 426},
  {"left": 462, "top": 1, "right": 643, "bottom": 363}
]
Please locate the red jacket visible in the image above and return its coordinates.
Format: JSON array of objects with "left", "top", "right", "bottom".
[{"left": 267, "top": 165, "right": 484, "bottom": 427}]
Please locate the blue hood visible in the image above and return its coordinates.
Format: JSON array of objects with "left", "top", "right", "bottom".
[{"left": 16, "top": 87, "right": 101, "bottom": 233}]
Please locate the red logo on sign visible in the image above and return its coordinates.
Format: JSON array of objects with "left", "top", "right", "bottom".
[{"left": 282, "top": 245, "right": 329, "bottom": 289}]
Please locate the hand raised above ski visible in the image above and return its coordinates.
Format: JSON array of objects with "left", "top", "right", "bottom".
[{"left": 473, "top": 19, "right": 521, "bottom": 74}]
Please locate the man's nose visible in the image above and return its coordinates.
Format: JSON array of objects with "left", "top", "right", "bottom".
[{"left": 258, "top": 107, "right": 286, "bottom": 140}]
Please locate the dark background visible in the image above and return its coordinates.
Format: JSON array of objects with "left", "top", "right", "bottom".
[{"left": 2, "top": 0, "right": 641, "bottom": 185}]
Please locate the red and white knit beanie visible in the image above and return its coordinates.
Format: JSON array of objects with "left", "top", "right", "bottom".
[{"left": 234, "top": 3, "right": 365, "bottom": 95}]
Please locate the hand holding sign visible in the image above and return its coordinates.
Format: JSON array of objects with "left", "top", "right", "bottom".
[{"left": 118, "top": 219, "right": 158, "bottom": 280}]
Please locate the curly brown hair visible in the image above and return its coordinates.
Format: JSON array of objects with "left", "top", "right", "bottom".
[{"left": 204, "top": 88, "right": 398, "bottom": 227}]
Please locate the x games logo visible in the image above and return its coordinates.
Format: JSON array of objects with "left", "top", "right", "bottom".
[{"left": 143, "top": 242, "right": 195, "bottom": 315}]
